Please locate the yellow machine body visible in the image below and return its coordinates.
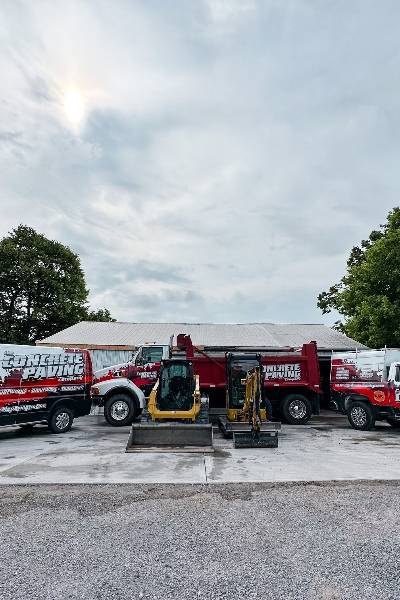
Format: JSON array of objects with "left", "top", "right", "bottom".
[
  {"left": 226, "top": 367, "right": 267, "bottom": 427},
  {"left": 219, "top": 353, "right": 280, "bottom": 448},
  {"left": 126, "top": 359, "right": 212, "bottom": 452},
  {"left": 147, "top": 374, "right": 201, "bottom": 422}
]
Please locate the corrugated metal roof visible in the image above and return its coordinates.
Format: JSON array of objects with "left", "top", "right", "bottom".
[{"left": 38, "top": 321, "right": 366, "bottom": 351}]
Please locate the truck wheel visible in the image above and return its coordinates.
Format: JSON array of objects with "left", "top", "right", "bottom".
[
  {"left": 347, "top": 401, "right": 375, "bottom": 431},
  {"left": 387, "top": 418, "right": 400, "bottom": 429},
  {"left": 104, "top": 394, "right": 137, "bottom": 427},
  {"left": 49, "top": 407, "right": 73, "bottom": 433},
  {"left": 281, "top": 394, "right": 312, "bottom": 424}
]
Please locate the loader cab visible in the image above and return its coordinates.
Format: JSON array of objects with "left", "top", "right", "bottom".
[
  {"left": 157, "top": 359, "right": 196, "bottom": 412},
  {"left": 226, "top": 353, "right": 265, "bottom": 409}
]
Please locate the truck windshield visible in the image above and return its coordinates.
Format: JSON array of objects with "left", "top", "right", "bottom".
[{"left": 137, "top": 346, "right": 164, "bottom": 365}]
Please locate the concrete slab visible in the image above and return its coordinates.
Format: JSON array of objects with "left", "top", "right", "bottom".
[
  {"left": 0, "top": 419, "right": 207, "bottom": 484},
  {"left": 206, "top": 424, "right": 400, "bottom": 482},
  {"left": 1, "top": 413, "right": 400, "bottom": 484}
]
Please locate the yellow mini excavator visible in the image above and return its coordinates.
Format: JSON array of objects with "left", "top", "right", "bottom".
[
  {"left": 218, "top": 353, "right": 281, "bottom": 448},
  {"left": 126, "top": 359, "right": 213, "bottom": 452}
]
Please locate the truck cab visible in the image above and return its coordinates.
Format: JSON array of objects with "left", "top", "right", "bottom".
[
  {"left": 91, "top": 343, "right": 169, "bottom": 427},
  {"left": 331, "top": 350, "right": 400, "bottom": 430}
]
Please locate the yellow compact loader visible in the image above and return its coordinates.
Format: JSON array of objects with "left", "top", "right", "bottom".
[
  {"left": 218, "top": 353, "right": 281, "bottom": 448},
  {"left": 126, "top": 359, "right": 213, "bottom": 452}
]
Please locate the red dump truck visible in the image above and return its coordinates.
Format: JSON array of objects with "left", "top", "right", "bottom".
[
  {"left": 91, "top": 334, "right": 321, "bottom": 427},
  {"left": 331, "top": 349, "right": 400, "bottom": 430}
]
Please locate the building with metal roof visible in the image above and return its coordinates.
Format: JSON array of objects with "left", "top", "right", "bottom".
[{"left": 38, "top": 321, "right": 366, "bottom": 371}]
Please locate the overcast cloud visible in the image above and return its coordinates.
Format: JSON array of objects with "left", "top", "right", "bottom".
[{"left": 1, "top": 0, "right": 399, "bottom": 324}]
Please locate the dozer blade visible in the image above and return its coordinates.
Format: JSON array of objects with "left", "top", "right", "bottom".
[
  {"left": 233, "top": 430, "right": 279, "bottom": 449},
  {"left": 126, "top": 422, "right": 213, "bottom": 453}
]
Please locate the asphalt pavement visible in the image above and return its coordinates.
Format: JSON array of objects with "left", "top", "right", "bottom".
[{"left": 1, "top": 482, "right": 400, "bottom": 600}]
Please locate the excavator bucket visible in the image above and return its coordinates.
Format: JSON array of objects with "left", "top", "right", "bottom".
[
  {"left": 233, "top": 429, "right": 278, "bottom": 449},
  {"left": 219, "top": 418, "right": 280, "bottom": 448},
  {"left": 126, "top": 422, "right": 213, "bottom": 453}
]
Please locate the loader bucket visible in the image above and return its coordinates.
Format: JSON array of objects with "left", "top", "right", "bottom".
[
  {"left": 126, "top": 422, "right": 213, "bottom": 453},
  {"left": 233, "top": 430, "right": 278, "bottom": 449}
]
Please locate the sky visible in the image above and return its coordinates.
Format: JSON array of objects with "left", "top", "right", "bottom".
[{"left": 0, "top": 0, "right": 399, "bottom": 325}]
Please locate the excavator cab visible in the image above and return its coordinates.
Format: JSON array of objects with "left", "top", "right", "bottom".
[
  {"left": 226, "top": 355, "right": 267, "bottom": 421},
  {"left": 126, "top": 359, "right": 213, "bottom": 452},
  {"left": 219, "top": 353, "right": 281, "bottom": 448}
]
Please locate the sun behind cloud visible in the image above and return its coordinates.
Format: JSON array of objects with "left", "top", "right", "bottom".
[{"left": 62, "top": 87, "right": 86, "bottom": 130}]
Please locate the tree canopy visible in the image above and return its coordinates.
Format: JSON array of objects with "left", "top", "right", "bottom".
[
  {"left": 0, "top": 225, "right": 115, "bottom": 344},
  {"left": 318, "top": 208, "right": 400, "bottom": 347}
]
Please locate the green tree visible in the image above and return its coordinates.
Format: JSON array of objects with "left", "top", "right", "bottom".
[
  {"left": 0, "top": 225, "right": 115, "bottom": 344},
  {"left": 86, "top": 308, "right": 115, "bottom": 322},
  {"left": 317, "top": 208, "right": 400, "bottom": 347}
]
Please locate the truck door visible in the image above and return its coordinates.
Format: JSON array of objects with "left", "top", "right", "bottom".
[
  {"left": 16, "top": 388, "right": 49, "bottom": 425},
  {"left": 388, "top": 363, "right": 400, "bottom": 404}
]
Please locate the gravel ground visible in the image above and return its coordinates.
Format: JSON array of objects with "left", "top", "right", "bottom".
[{"left": 1, "top": 482, "right": 400, "bottom": 600}]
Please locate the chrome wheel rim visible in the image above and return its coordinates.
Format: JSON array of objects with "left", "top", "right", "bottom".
[
  {"left": 288, "top": 399, "right": 307, "bottom": 420},
  {"left": 56, "top": 412, "right": 70, "bottom": 430},
  {"left": 110, "top": 400, "right": 129, "bottom": 421},
  {"left": 351, "top": 406, "right": 367, "bottom": 427}
]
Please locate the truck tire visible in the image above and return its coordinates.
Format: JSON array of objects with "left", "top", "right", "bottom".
[
  {"left": 347, "top": 401, "right": 375, "bottom": 431},
  {"left": 281, "top": 394, "right": 312, "bottom": 425},
  {"left": 49, "top": 407, "right": 74, "bottom": 433},
  {"left": 104, "top": 394, "right": 138, "bottom": 427},
  {"left": 387, "top": 418, "right": 400, "bottom": 429}
]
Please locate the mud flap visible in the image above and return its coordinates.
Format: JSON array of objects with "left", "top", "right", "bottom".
[{"left": 126, "top": 422, "right": 213, "bottom": 453}]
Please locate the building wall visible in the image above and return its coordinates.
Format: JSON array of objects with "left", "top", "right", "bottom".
[{"left": 89, "top": 349, "right": 135, "bottom": 372}]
